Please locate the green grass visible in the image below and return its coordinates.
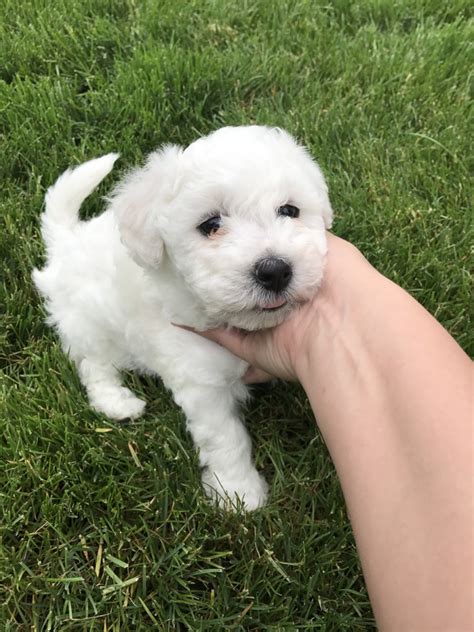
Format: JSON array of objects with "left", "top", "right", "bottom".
[{"left": 1, "top": 0, "right": 471, "bottom": 629}]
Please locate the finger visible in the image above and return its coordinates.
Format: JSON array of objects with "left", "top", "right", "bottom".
[
  {"left": 175, "top": 324, "right": 255, "bottom": 363},
  {"left": 243, "top": 366, "right": 274, "bottom": 384},
  {"left": 201, "top": 327, "right": 255, "bottom": 363}
]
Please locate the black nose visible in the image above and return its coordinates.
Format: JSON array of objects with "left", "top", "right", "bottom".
[{"left": 254, "top": 257, "right": 293, "bottom": 293}]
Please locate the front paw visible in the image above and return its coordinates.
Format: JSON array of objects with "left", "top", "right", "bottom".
[
  {"left": 202, "top": 467, "right": 268, "bottom": 511},
  {"left": 89, "top": 386, "right": 146, "bottom": 421}
]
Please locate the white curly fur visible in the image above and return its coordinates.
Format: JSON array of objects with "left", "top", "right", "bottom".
[{"left": 33, "top": 125, "right": 332, "bottom": 510}]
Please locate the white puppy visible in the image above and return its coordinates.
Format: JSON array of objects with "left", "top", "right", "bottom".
[{"left": 33, "top": 125, "right": 332, "bottom": 510}]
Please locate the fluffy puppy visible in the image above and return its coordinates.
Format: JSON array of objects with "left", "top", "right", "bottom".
[{"left": 33, "top": 125, "right": 332, "bottom": 510}]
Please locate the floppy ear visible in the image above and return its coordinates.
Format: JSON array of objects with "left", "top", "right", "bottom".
[
  {"left": 301, "top": 150, "right": 333, "bottom": 229},
  {"left": 112, "top": 145, "right": 183, "bottom": 268},
  {"left": 315, "top": 166, "right": 333, "bottom": 229},
  {"left": 301, "top": 157, "right": 333, "bottom": 230},
  {"left": 279, "top": 128, "right": 333, "bottom": 229}
]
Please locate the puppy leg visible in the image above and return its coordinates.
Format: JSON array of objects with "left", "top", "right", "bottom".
[
  {"left": 173, "top": 382, "right": 268, "bottom": 511},
  {"left": 78, "top": 358, "right": 146, "bottom": 421}
]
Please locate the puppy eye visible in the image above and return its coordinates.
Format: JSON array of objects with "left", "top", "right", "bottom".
[
  {"left": 198, "top": 214, "right": 222, "bottom": 237},
  {"left": 278, "top": 204, "right": 300, "bottom": 219}
]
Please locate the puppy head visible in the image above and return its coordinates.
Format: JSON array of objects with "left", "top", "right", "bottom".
[{"left": 114, "top": 126, "right": 332, "bottom": 330}]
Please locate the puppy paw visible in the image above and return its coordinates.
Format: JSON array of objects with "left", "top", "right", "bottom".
[
  {"left": 202, "top": 468, "right": 268, "bottom": 512},
  {"left": 90, "top": 386, "right": 146, "bottom": 421}
]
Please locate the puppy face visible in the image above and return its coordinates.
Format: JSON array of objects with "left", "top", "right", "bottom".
[{"left": 114, "top": 126, "right": 332, "bottom": 330}]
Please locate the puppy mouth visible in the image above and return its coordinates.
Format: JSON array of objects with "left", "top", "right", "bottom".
[{"left": 257, "top": 296, "right": 288, "bottom": 312}]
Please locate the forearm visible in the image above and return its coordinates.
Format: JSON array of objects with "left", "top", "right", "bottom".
[{"left": 299, "top": 252, "right": 473, "bottom": 630}]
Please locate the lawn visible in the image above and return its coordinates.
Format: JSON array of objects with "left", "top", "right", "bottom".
[{"left": 1, "top": 0, "right": 471, "bottom": 629}]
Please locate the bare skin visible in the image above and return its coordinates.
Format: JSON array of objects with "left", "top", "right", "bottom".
[{"left": 189, "top": 233, "right": 473, "bottom": 631}]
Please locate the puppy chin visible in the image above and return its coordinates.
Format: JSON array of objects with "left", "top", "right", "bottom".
[{"left": 225, "top": 302, "right": 296, "bottom": 331}]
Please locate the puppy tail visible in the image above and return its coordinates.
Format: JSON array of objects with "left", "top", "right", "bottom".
[{"left": 41, "top": 153, "right": 119, "bottom": 233}]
